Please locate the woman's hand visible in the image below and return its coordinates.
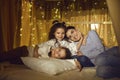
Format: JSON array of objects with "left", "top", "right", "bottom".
[{"left": 77, "top": 30, "right": 83, "bottom": 39}]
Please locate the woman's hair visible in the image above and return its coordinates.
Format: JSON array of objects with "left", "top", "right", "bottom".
[
  {"left": 66, "top": 26, "right": 75, "bottom": 32},
  {"left": 48, "top": 20, "right": 66, "bottom": 40},
  {"left": 65, "top": 26, "right": 76, "bottom": 41},
  {"left": 48, "top": 47, "right": 72, "bottom": 59}
]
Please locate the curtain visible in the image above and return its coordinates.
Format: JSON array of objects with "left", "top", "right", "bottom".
[
  {"left": 106, "top": 0, "right": 120, "bottom": 50},
  {"left": 20, "top": 0, "right": 118, "bottom": 48},
  {"left": 0, "top": 0, "right": 21, "bottom": 52},
  {"left": 62, "top": 10, "right": 117, "bottom": 47},
  {"left": 0, "top": 0, "right": 118, "bottom": 52}
]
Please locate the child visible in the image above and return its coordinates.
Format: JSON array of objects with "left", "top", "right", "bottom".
[
  {"left": 0, "top": 46, "right": 72, "bottom": 64},
  {"left": 33, "top": 20, "right": 70, "bottom": 58}
]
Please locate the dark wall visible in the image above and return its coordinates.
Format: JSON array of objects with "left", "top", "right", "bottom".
[{"left": 0, "top": 3, "right": 4, "bottom": 52}]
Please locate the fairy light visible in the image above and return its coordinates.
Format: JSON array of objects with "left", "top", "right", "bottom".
[
  {"left": 21, "top": 16, "right": 23, "bottom": 19},
  {"left": 19, "top": 27, "right": 22, "bottom": 30},
  {"left": 20, "top": 0, "right": 117, "bottom": 47},
  {"left": 57, "top": 1, "right": 60, "bottom": 5}
]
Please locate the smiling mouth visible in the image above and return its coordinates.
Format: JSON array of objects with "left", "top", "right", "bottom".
[
  {"left": 74, "top": 35, "right": 78, "bottom": 39},
  {"left": 74, "top": 35, "right": 81, "bottom": 41},
  {"left": 59, "top": 37, "right": 63, "bottom": 39}
]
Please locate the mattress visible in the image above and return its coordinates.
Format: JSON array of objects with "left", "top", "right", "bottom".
[{"left": 0, "top": 63, "right": 120, "bottom": 80}]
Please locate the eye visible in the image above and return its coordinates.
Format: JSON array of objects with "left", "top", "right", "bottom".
[{"left": 57, "top": 32, "right": 60, "bottom": 34}]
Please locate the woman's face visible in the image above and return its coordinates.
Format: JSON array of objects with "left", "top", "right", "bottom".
[
  {"left": 51, "top": 47, "right": 66, "bottom": 59},
  {"left": 66, "top": 29, "right": 81, "bottom": 42},
  {"left": 54, "top": 28, "right": 65, "bottom": 41}
]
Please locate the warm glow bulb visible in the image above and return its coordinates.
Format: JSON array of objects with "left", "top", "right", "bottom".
[
  {"left": 20, "top": 28, "right": 23, "bottom": 31},
  {"left": 20, "top": 34, "right": 22, "bottom": 36}
]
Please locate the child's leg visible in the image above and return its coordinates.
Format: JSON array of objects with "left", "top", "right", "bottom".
[
  {"left": 0, "top": 46, "right": 29, "bottom": 64},
  {"left": 71, "top": 55, "right": 94, "bottom": 67}
]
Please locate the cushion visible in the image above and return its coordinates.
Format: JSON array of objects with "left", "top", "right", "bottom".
[{"left": 21, "top": 57, "right": 77, "bottom": 75}]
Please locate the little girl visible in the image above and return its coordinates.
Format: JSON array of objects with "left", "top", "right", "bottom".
[{"left": 33, "top": 20, "right": 70, "bottom": 58}]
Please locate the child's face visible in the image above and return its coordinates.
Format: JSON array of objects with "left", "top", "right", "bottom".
[
  {"left": 54, "top": 28, "right": 65, "bottom": 41},
  {"left": 66, "top": 29, "right": 81, "bottom": 42},
  {"left": 51, "top": 47, "right": 66, "bottom": 59}
]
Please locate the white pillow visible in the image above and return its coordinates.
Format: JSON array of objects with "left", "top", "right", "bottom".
[{"left": 21, "top": 57, "right": 77, "bottom": 75}]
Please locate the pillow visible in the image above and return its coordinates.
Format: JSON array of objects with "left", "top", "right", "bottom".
[{"left": 21, "top": 57, "right": 77, "bottom": 75}]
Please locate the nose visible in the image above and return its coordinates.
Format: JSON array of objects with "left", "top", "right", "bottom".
[
  {"left": 54, "top": 49, "right": 59, "bottom": 54},
  {"left": 59, "top": 33, "right": 63, "bottom": 37},
  {"left": 71, "top": 33, "right": 75, "bottom": 37},
  {"left": 54, "top": 51, "right": 59, "bottom": 58}
]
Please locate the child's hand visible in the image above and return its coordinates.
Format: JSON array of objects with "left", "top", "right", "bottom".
[
  {"left": 74, "top": 59, "right": 82, "bottom": 71},
  {"left": 76, "top": 51, "right": 83, "bottom": 56}
]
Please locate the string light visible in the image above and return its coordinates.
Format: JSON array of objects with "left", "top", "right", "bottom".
[
  {"left": 20, "top": 34, "right": 22, "bottom": 37},
  {"left": 20, "top": 0, "right": 117, "bottom": 47}
]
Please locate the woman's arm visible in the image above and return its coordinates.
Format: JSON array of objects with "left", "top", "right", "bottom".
[
  {"left": 33, "top": 45, "right": 41, "bottom": 58},
  {"left": 76, "top": 50, "right": 83, "bottom": 56}
]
